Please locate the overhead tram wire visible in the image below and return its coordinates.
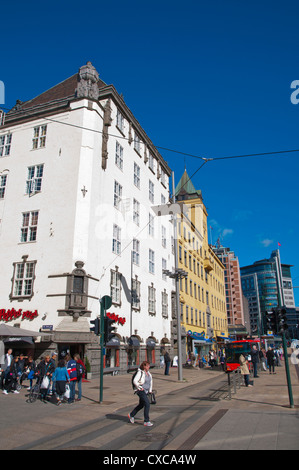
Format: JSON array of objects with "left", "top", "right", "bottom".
[
  {"left": 1, "top": 103, "right": 298, "bottom": 306},
  {"left": 1, "top": 105, "right": 299, "bottom": 164}
]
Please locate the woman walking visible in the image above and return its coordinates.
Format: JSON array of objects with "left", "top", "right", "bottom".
[
  {"left": 128, "top": 361, "right": 153, "bottom": 427},
  {"left": 52, "top": 359, "right": 70, "bottom": 405},
  {"left": 239, "top": 354, "right": 252, "bottom": 387},
  {"left": 266, "top": 347, "right": 276, "bottom": 374}
]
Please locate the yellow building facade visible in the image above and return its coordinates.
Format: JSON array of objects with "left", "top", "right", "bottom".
[{"left": 175, "top": 170, "right": 228, "bottom": 360}]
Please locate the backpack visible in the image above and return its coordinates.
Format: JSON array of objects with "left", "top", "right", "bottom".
[
  {"left": 131, "top": 370, "right": 138, "bottom": 389},
  {"left": 76, "top": 362, "right": 85, "bottom": 380}
]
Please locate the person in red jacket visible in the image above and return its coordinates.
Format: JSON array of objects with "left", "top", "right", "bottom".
[
  {"left": 74, "top": 353, "right": 86, "bottom": 401},
  {"left": 66, "top": 355, "right": 77, "bottom": 404}
]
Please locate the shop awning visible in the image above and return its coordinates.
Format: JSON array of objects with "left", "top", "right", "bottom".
[
  {"left": 146, "top": 339, "right": 156, "bottom": 349},
  {"left": 106, "top": 336, "right": 120, "bottom": 347},
  {"left": 4, "top": 336, "right": 34, "bottom": 344},
  {"left": 0, "top": 324, "right": 52, "bottom": 338},
  {"left": 128, "top": 336, "right": 140, "bottom": 347}
]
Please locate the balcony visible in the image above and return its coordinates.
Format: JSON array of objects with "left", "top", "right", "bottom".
[{"left": 204, "top": 257, "right": 214, "bottom": 272}]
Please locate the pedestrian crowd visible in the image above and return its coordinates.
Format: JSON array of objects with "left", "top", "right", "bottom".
[{"left": 0, "top": 349, "right": 86, "bottom": 405}]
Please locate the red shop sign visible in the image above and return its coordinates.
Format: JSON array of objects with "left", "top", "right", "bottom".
[{"left": 0, "top": 308, "right": 38, "bottom": 322}]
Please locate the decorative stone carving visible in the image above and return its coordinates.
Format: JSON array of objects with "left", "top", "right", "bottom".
[
  {"left": 76, "top": 62, "right": 99, "bottom": 100},
  {"left": 101, "top": 99, "right": 112, "bottom": 169}
]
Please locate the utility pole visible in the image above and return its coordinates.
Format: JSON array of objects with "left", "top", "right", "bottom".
[{"left": 172, "top": 171, "right": 184, "bottom": 382}]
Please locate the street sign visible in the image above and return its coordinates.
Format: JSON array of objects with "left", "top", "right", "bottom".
[{"left": 101, "top": 295, "right": 112, "bottom": 310}]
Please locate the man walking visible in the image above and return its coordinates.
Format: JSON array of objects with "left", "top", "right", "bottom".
[
  {"left": 66, "top": 355, "right": 77, "bottom": 403},
  {"left": 163, "top": 350, "right": 171, "bottom": 376},
  {"left": 251, "top": 345, "right": 259, "bottom": 378}
]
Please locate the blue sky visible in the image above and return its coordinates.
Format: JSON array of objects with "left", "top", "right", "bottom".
[{"left": 1, "top": 0, "right": 299, "bottom": 304}]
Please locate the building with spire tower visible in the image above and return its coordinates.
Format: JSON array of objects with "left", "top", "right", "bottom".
[{"left": 174, "top": 169, "right": 228, "bottom": 359}]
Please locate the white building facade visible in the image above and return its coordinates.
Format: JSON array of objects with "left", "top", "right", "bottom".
[{"left": 0, "top": 62, "right": 174, "bottom": 374}]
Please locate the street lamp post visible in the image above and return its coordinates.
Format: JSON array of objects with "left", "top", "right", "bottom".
[
  {"left": 162, "top": 171, "right": 188, "bottom": 382},
  {"left": 163, "top": 267, "right": 188, "bottom": 382}
]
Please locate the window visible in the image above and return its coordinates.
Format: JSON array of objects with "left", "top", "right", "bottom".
[
  {"left": 162, "top": 290, "right": 168, "bottom": 318},
  {"left": 0, "top": 133, "right": 12, "bottom": 156},
  {"left": 161, "top": 225, "right": 166, "bottom": 248},
  {"left": 115, "top": 142, "right": 123, "bottom": 170},
  {"left": 32, "top": 125, "right": 47, "bottom": 149},
  {"left": 133, "top": 199, "right": 140, "bottom": 226},
  {"left": 132, "top": 278, "right": 141, "bottom": 310},
  {"left": 11, "top": 259, "right": 36, "bottom": 299},
  {"left": 20, "top": 211, "right": 39, "bottom": 242},
  {"left": 132, "top": 239, "right": 140, "bottom": 265},
  {"left": 116, "top": 109, "right": 124, "bottom": 132},
  {"left": 112, "top": 224, "right": 121, "bottom": 254},
  {"left": 0, "top": 174, "right": 7, "bottom": 199},
  {"left": 26, "top": 164, "right": 44, "bottom": 194},
  {"left": 149, "top": 249, "right": 155, "bottom": 274},
  {"left": 134, "top": 162, "right": 140, "bottom": 188},
  {"left": 162, "top": 258, "right": 167, "bottom": 280},
  {"left": 149, "top": 180, "right": 154, "bottom": 203},
  {"left": 114, "top": 180, "right": 122, "bottom": 209},
  {"left": 148, "top": 285, "right": 156, "bottom": 314},
  {"left": 149, "top": 154, "right": 155, "bottom": 172},
  {"left": 149, "top": 213, "right": 154, "bottom": 237},
  {"left": 111, "top": 269, "right": 121, "bottom": 304},
  {"left": 134, "top": 133, "right": 141, "bottom": 154}
]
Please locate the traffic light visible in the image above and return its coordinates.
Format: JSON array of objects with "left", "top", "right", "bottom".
[
  {"left": 90, "top": 317, "right": 100, "bottom": 336},
  {"left": 265, "top": 308, "right": 278, "bottom": 333},
  {"left": 278, "top": 306, "right": 288, "bottom": 334},
  {"left": 104, "top": 317, "right": 116, "bottom": 344}
]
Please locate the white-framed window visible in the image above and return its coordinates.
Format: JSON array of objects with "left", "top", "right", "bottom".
[
  {"left": 112, "top": 224, "right": 121, "bottom": 254},
  {"left": 162, "top": 290, "right": 168, "bottom": 318},
  {"left": 132, "top": 239, "right": 140, "bottom": 265},
  {"left": 149, "top": 180, "right": 154, "bottom": 203},
  {"left": 0, "top": 174, "right": 7, "bottom": 198},
  {"left": 149, "top": 249, "right": 155, "bottom": 274},
  {"left": 115, "top": 141, "right": 123, "bottom": 170},
  {"left": 20, "top": 211, "right": 39, "bottom": 243},
  {"left": 161, "top": 194, "right": 166, "bottom": 205},
  {"left": 162, "top": 225, "right": 166, "bottom": 248},
  {"left": 12, "top": 260, "right": 36, "bottom": 299},
  {"left": 111, "top": 269, "right": 121, "bottom": 304},
  {"left": 134, "top": 133, "right": 141, "bottom": 154},
  {"left": 149, "top": 153, "right": 155, "bottom": 172},
  {"left": 148, "top": 285, "right": 156, "bottom": 314},
  {"left": 162, "top": 258, "right": 167, "bottom": 280},
  {"left": 26, "top": 164, "right": 44, "bottom": 194},
  {"left": 149, "top": 213, "right": 154, "bottom": 237},
  {"left": 133, "top": 199, "right": 140, "bottom": 226},
  {"left": 32, "top": 125, "right": 47, "bottom": 149},
  {"left": 0, "top": 133, "right": 12, "bottom": 156},
  {"left": 114, "top": 180, "right": 122, "bottom": 209},
  {"left": 132, "top": 278, "right": 141, "bottom": 310},
  {"left": 134, "top": 162, "right": 140, "bottom": 188},
  {"left": 116, "top": 109, "right": 124, "bottom": 132}
]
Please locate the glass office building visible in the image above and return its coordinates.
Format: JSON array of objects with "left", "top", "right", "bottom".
[{"left": 240, "top": 250, "right": 295, "bottom": 335}]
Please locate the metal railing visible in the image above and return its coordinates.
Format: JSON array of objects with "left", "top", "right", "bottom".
[{"left": 226, "top": 367, "right": 243, "bottom": 400}]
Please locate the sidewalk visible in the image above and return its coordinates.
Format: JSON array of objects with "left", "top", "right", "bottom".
[
  {"left": 1, "top": 357, "right": 298, "bottom": 450},
  {"left": 190, "top": 358, "right": 299, "bottom": 450}
]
